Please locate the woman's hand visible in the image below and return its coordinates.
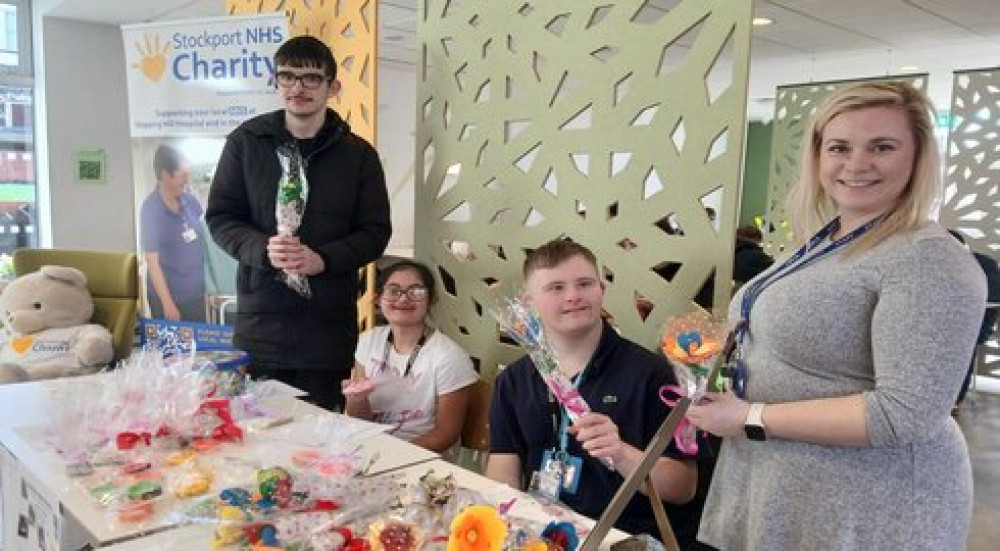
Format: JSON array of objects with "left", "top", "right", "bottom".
[{"left": 686, "top": 391, "right": 751, "bottom": 438}]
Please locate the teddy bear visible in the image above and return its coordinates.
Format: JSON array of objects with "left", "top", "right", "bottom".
[{"left": 0, "top": 265, "right": 114, "bottom": 384}]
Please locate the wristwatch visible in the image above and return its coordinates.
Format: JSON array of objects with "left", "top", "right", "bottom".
[{"left": 744, "top": 402, "right": 767, "bottom": 441}]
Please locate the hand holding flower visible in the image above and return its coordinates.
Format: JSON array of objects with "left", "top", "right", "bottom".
[{"left": 685, "top": 390, "right": 750, "bottom": 438}]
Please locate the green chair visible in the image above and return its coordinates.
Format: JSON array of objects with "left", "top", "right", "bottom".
[{"left": 13, "top": 248, "right": 139, "bottom": 363}]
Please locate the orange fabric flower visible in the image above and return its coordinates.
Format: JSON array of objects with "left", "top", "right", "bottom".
[
  {"left": 661, "top": 311, "right": 725, "bottom": 365},
  {"left": 520, "top": 539, "right": 550, "bottom": 551},
  {"left": 447, "top": 505, "right": 508, "bottom": 551}
]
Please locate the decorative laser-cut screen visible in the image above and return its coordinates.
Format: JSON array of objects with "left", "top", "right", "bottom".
[
  {"left": 416, "top": 0, "right": 752, "bottom": 380},
  {"left": 226, "top": 0, "right": 380, "bottom": 329},
  {"left": 762, "top": 74, "right": 927, "bottom": 253},
  {"left": 938, "top": 67, "right": 1000, "bottom": 380}
]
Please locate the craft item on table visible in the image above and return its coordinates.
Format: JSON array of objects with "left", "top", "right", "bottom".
[
  {"left": 180, "top": 497, "right": 218, "bottom": 522},
  {"left": 126, "top": 480, "right": 163, "bottom": 501},
  {"left": 215, "top": 504, "right": 251, "bottom": 547},
  {"left": 257, "top": 466, "right": 293, "bottom": 509},
  {"left": 540, "top": 521, "right": 580, "bottom": 551},
  {"left": 116, "top": 500, "right": 156, "bottom": 523},
  {"left": 89, "top": 482, "right": 119, "bottom": 507},
  {"left": 419, "top": 469, "right": 457, "bottom": 507},
  {"left": 369, "top": 519, "right": 425, "bottom": 551},
  {"left": 293, "top": 447, "right": 363, "bottom": 478},
  {"left": 659, "top": 310, "right": 728, "bottom": 455},
  {"left": 166, "top": 449, "right": 197, "bottom": 466},
  {"left": 91, "top": 448, "right": 127, "bottom": 467},
  {"left": 447, "top": 505, "right": 508, "bottom": 551},
  {"left": 116, "top": 431, "right": 152, "bottom": 451},
  {"left": 275, "top": 142, "right": 312, "bottom": 298},
  {"left": 173, "top": 464, "right": 213, "bottom": 498},
  {"left": 192, "top": 438, "right": 218, "bottom": 452},
  {"left": 291, "top": 448, "right": 322, "bottom": 468},
  {"left": 66, "top": 461, "right": 94, "bottom": 477},
  {"left": 195, "top": 398, "right": 244, "bottom": 443},
  {"left": 121, "top": 460, "right": 152, "bottom": 475},
  {"left": 220, "top": 487, "right": 253, "bottom": 507}
]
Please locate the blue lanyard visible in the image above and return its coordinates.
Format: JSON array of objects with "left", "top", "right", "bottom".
[
  {"left": 737, "top": 216, "right": 881, "bottom": 346},
  {"left": 556, "top": 369, "right": 587, "bottom": 453}
]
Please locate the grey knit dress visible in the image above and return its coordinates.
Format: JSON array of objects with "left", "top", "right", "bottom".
[{"left": 698, "top": 223, "right": 986, "bottom": 551}]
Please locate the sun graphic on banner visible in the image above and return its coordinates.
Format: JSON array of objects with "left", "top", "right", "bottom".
[{"left": 131, "top": 34, "right": 171, "bottom": 82}]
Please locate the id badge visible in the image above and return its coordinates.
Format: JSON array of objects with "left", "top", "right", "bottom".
[
  {"left": 726, "top": 358, "right": 748, "bottom": 399},
  {"left": 533, "top": 450, "right": 564, "bottom": 502},
  {"left": 540, "top": 450, "right": 583, "bottom": 496},
  {"left": 182, "top": 227, "right": 197, "bottom": 243}
]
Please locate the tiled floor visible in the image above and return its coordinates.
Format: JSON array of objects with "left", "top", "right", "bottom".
[{"left": 956, "top": 390, "right": 1000, "bottom": 551}]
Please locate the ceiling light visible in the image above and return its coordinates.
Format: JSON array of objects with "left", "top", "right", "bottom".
[
  {"left": 899, "top": 65, "right": 920, "bottom": 72},
  {"left": 752, "top": 17, "right": 773, "bottom": 26}
]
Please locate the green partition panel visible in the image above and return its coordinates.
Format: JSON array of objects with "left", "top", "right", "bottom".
[
  {"left": 938, "top": 67, "right": 1000, "bottom": 380},
  {"left": 741, "top": 121, "right": 771, "bottom": 228},
  {"left": 762, "top": 74, "right": 927, "bottom": 253},
  {"left": 416, "top": 1, "right": 752, "bottom": 379}
]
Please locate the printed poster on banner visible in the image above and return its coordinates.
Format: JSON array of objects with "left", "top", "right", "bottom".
[{"left": 122, "top": 13, "right": 287, "bottom": 137}]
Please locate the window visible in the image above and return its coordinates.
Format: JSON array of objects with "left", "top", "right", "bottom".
[{"left": 0, "top": 0, "right": 33, "bottom": 265}]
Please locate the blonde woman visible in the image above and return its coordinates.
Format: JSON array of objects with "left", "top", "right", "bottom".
[{"left": 687, "top": 82, "right": 985, "bottom": 550}]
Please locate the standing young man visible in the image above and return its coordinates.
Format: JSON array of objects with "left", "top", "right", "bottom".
[
  {"left": 207, "top": 36, "right": 391, "bottom": 411},
  {"left": 487, "top": 239, "right": 709, "bottom": 547}
]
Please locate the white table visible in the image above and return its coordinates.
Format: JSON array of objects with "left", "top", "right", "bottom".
[{"left": 0, "top": 377, "right": 437, "bottom": 549}]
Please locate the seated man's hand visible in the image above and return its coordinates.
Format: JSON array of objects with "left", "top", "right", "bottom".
[{"left": 568, "top": 412, "right": 624, "bottom": 465}]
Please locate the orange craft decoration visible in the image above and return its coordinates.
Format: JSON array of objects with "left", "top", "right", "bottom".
[{"left": 447, "top": 505, "right": 508, "bottom": 551}]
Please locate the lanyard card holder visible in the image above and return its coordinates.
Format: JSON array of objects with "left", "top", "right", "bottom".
[{"left": 708, "top": 329, "right": 739, "bottom": 393}]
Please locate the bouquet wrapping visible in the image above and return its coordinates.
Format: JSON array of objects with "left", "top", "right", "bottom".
[
  {"left": 275, "top": 143, "right": 312, "bottom": 298},
  {"left": 659, "top": 310, "right": 728, "bottom": 454},
  {"left": 492, "top": 297, "right": 590, "bottom": 421}
]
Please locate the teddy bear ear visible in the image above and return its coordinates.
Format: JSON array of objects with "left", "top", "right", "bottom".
[{"left": 39, "top": 265, "right": 88, "bottom": 288}]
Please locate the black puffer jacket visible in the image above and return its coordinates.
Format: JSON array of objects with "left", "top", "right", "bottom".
[{"left": 206, "top": 109, "right": 391, "bottom": 372}]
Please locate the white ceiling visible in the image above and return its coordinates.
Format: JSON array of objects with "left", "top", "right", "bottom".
[{"left": 44, "top": 0, "right": 1000, "bottom": 120}]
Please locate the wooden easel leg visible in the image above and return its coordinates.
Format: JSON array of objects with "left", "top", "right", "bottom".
[{"left": 644, "top": 477, "right": 680, "bottom": 551}]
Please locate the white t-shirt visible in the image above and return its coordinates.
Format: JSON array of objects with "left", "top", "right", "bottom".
[{"left": 354, "top": 326, "right": 477, "bottom": 442}]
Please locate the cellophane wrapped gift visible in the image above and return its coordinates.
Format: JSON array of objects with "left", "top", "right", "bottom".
[{"left": 275, "top": 142, "right": 312, "bottom": 298}]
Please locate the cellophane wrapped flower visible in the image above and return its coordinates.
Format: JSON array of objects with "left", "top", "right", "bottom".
[
  {"left": 492, "top": 296, "right": 590, "bottom": 421},
  {"left": 275, "top": 142, "right": 312, "bottom": 298},
  {"left": 659, "top": 311, "right": 727, "bottom": 455},
  {"left": 660, "top": 310, "right": 727, "bottom": 399}
]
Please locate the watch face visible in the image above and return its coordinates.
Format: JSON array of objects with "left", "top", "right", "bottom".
[{"left": 745, "top": 425, "right": 766, "bottom": 441}]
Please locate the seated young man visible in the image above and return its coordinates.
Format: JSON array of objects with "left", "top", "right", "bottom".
[{"left": 486, "top": 238, "right": 709, "bottom": 548}]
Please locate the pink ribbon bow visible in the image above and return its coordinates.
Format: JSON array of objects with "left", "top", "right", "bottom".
[{"left": 658, "top": 384, "right": 699, "bottom": 455}]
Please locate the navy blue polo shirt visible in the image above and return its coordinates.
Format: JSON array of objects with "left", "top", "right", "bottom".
[{"left": 489, "top": 322, "right": 708, "bottom": 546}]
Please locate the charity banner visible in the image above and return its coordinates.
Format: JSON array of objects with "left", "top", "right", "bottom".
[{"left": 122, "top": 13, "right": 286, "bottom": 137}]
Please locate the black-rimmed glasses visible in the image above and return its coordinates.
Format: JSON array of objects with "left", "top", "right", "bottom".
[
  {"left": 382, "top": 285, "right": 429, "bottom": 301},
  {"left": 275, "top": 71, "right": 330, "bottom": 89}
]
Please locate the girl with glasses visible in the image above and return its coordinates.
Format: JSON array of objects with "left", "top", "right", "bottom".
[{"left": 344, "top": 260, "right": 478, "bottom": 453}]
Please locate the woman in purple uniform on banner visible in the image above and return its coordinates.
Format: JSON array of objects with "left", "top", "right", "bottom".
[
  {"left": 140, "top": 144, "right": 206, "bottom": 322},
  {"left": 687, "top": 82, "right": 986, "bottom": 550}
]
